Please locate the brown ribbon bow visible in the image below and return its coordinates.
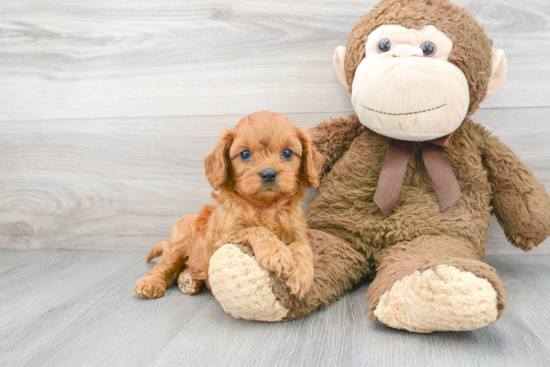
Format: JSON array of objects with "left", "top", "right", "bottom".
[{"left": 373, "top": 134, "right": 461, "bottom": 217}]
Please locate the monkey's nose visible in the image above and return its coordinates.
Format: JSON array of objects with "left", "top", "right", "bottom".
[
  {"left": 391, "top": 45, "right": 423, "bottom": 58},
  {"left": 260, "top": 168, "right": 278, "bottom": 183}
]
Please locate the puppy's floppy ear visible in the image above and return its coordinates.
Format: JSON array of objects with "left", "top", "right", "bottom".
[
  {"left": 297, "top": 127, "right": 324, "bottom": 187},
  {"left": 204, "top": 128, "right": 234, "bottom": 190}
]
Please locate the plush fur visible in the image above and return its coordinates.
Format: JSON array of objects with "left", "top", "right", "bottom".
[
  {"left": 269, "top": 116, "right": 547, "bottom": 323},
  {"left": 134, "top": 111, "right": 323, "bottom": 299},
  {"left": 207, "top": 0, "right": 550, "bottom": 332}
]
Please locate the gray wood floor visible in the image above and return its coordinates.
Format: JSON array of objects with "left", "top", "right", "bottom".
[{"left": 0, "top": 250, "right": 549, "bottom": 367}]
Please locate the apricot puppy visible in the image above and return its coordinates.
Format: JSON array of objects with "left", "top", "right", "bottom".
[{"left": 134, "top": 111, "right": 324, "bottom": 299}]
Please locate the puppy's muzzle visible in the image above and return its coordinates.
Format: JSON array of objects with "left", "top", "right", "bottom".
[{"left": 260, "top": 168, "right": 278, "bottom": 183}]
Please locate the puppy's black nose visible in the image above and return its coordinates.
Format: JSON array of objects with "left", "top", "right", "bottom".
[{"left": 260, "top": 168, "right": 278, "bottom": 183}]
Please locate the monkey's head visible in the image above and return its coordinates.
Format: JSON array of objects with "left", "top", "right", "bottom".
[{"left": 333, "top": 0, "right": 507, "bottom": 141}]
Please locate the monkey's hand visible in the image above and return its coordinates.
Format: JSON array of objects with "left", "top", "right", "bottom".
[{"left": 482, "top": 131, "right": 550, "bottom": 251}]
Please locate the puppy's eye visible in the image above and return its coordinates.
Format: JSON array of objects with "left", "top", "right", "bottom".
[
  {"left": 420, "top": 41, "right": 436, "bottom": 57},
  {"left": 282, "top": 148, "right": 293, "bottom": 160},
  {"left": 378, "top": 39, "right": 391, "bottom": 53},
  {"left": 240, "top": 150, "right": 251, "bottom": 161}
]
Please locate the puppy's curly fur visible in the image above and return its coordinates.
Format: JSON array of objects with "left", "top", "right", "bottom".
[{"left": 134, "top": 111, "right": 324, "bottom": 299}]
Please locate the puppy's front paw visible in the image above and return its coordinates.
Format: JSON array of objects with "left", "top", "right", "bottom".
[
  {"left": 286, "top": 262, "right": 314, "bottom": 298},
  {"left": 255, "top": 245, "right": 295, "bottom": 276},
  {"left": 134, "top": 277, "right": 166, "bottom": 299}
]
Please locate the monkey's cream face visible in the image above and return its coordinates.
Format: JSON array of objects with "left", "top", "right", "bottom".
[{"left": 351, "top": 25, "right": 469, "bottom": 141}]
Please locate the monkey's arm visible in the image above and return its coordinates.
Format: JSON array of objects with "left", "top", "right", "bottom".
[
  {"left": 308, "top": 115, "right": 363, "bottom": 176},
  {"left": 482, "top": 133, "right": 550, "bottom": 251}
]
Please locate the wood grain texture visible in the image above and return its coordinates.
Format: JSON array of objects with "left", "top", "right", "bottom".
[
  {"left": 0, "top": 1, "right": 549, "bottom": 253},
  {"left": 0, "top": 0, "right": 549, "bottom": 121},
  {"left": 1, "top": 108, "right": 549, "bottom": 252},
  {"left": 0, "top": 250, "right": 549, "bottom": 367}
]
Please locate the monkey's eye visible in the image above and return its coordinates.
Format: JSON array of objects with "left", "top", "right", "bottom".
[
  {"left": 378, "top": 39, "right": 392, "bottom": 53},
  {"left": 240, "top": 150, "right": 252, "bottom": 161},
  {"left": 421, "top": 41, "right": 436, "bottom": 57},
  {"left": 282, "top": 148, "right": 294, "bottom": 160}
]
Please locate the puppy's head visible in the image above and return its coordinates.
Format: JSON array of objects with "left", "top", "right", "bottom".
[{"left": 204, "top": 111, "right": 324, "bottom": 203}]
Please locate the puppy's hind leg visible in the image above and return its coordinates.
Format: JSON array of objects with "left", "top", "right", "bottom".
[
  {"left": 134, "top": 249, "right": 187, "bottom": 299},
  {"left": 134, "top": 216, "right": 195, "bottom": 299},
  {"left": 146, "top": 240, "right": 168, "bottom": 262},
  {"left": 177, "top": 268, "right": 203, "bottom": 295}
]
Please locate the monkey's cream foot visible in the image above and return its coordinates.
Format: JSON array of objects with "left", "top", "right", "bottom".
[
  {"left": 208, "top": 243, "right": 289, "bottom": 321},
  {"left": 366, "top": 235, "right": 506, "bottom": 333},
  {"left": 134, "top": 277, "right": 166, "bottom": 299},
  {"left": 371, "top": 264, "right": 500, "bottom": 333},
  {"left": 178, "top": 271, "right": 202, "bottom": 295},
  {"left": 209, "top": 231, "right": 368, "bottom": 322}
]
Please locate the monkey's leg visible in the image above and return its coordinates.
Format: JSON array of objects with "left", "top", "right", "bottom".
[
  {"left": 208, "top": 230, "right": 368, "bottom": 321},
  {"left": 366, "top": 235, "right": 506, "bottom": 333}
]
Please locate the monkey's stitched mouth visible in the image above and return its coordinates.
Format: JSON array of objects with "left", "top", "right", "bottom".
[{"left": 360, "top": 103, "right": 447, "bottom": 116}]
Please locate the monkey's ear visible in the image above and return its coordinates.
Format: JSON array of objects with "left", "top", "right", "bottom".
[
  {"left": 486, "top": 50, "right": 507, "bottom": 98},
  {"left": 203, "top": 128, "right": 234, "bottom": 190},
  {"left": 333, "top": 46, "right": 348, "bottom": 88},
  {"left": 297, "top": 128, "right": 324, "bottom": 188}
]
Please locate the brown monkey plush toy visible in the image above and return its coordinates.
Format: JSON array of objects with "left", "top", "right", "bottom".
[{"left": 207, "top": 0, "right": 550, "bottom": 332}]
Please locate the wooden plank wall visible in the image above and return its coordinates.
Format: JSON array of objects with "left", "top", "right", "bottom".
[{"left": 1, "top": 0, "right": 549, "bottom": 252}]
